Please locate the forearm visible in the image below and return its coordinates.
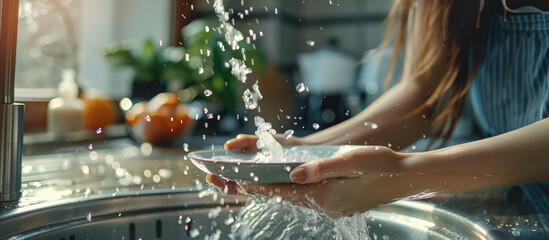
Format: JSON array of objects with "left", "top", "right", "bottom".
[
  {"left": 403, "top": 118, "right": 549, "bottom": 194},
  {"left": 301, "top": 80, "right": 431, "bottom": 149}
]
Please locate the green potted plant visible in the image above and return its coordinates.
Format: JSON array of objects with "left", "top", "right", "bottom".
[{"left": 104, "top": 19, "right": 265, "bottom": 114}]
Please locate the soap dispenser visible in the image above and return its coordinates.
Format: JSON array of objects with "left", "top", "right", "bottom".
[{"left": 47, "top": 69, "right": 84, "bottom": 135}]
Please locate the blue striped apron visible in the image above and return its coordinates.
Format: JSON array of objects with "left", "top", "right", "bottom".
[{"left": 469, "top": 10, "right": 549, "bottom": 235}]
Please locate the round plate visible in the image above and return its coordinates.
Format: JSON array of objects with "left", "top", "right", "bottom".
[{"left": 188, "top": 145, "right": 362, "bottom": 183}]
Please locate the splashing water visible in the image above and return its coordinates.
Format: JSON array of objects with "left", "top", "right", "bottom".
[
  {"left": 284, "top": 129, "right": 295, "bottom": 139},
  {"left": 232, "top": 198, "right": 370, "bottom": 239},
  {"left": 229, "top": 58, "right": 253, "bottom": 83},
  {"left": 242, "top": 83, "right": 263, "bottom": 110},
  {"left": 296, "top": 83, "right": 306, "bottom": 93},
  {"left": 212, "top": 0, "right": 370, "bottom": 239},
  {"left": 204, "top": 89, "right": 213, "bottom": 97},
  {"left": 251, "top": 117, "right": 284, "bottom": 163},
  {"left": 364, "top": 122, "right": 379, "bottom": 129}
]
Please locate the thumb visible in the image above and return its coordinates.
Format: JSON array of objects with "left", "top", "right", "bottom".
[{"left": 289, "top": 155, "right": 358, "bottom": 184}]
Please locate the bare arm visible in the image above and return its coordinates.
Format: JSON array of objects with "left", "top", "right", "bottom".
[
  {"left": 300, "top": 79, "right": 431, "bottom": 148},
  {"left": 224, "top": 118, "right": 549, "bottom": 218},
  {"left": 403, "top": 117, "right": 549, "bottom": 193}
]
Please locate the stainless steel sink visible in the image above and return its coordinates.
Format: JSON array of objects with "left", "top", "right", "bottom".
[
  {"left": 0, "top": 189, "right": 507, "bottom": 240},
  {"left": 0, "top": 189, "right": 247, "bottom": 240}
]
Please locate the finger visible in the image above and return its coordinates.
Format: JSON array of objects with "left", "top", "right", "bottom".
[
  {"left": 224, "top": 134, "right": 258, "bottom": 150},
  {"left": 289, "top": 147, "right": 392, "bottom": 184},
  {"left": 289, "top": 155, "right": 355, "bottom": 184},
  {"left": 206, "top": 174, "right": 240, "bottom": 195}
]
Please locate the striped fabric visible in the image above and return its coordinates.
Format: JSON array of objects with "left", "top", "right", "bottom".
[
  {"left": 469, "top": 12, "right": 549, "bottom": 236},
  {"left": 470, "top": 13, "right": 549, "bottom": 137}
]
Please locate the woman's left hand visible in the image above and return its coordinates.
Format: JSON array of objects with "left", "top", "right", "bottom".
[{"left": 208, "top": 146, "right": 425, "bottom": 218}]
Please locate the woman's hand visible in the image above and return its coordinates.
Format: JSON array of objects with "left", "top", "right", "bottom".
[{"left": 208, "top": 146, "right": 428, "bottom": 218}]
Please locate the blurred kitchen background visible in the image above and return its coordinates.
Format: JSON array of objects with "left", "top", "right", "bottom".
[{"left": 15, "top": 0, "right": 473, "bottom": 146}]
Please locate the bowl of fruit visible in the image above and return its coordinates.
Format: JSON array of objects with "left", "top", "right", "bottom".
[{"left": 124, "top": 92, "right": 198, "bottom": 146}]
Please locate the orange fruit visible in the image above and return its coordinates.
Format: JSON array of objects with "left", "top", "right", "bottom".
[
  {"left": 125, "top": 102, "right": 147, "bottom": 126},
  {"left": 126, "top": 92, "right": 194, "bottom": 145},
  {"left": 83, "top": 90, "right": 117, "bottom": 130},
  {"left": 176, "top": 105, "right": 193, "bottom": 134},
  {"left": 134, "top": 112, "right": 169, "bottom": 144},
  {"left": 147, "top": 92, "right": 179, "bottom": 114}
]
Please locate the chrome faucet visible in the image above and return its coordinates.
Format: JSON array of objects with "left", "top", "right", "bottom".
[{"left": 0, "top": 0, "right": 24, "bottom": 204}]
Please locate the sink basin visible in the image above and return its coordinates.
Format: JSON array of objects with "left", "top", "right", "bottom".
[
  {"left": 0, "top": 189, "right": 246, "bottom": 240},
  {"left": 0, "top": 189, "right": 506, "bottom": 240}
]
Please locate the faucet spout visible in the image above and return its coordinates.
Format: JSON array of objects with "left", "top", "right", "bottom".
[{"left": 0, "top": 0, "right": 23, "bottom": 204}]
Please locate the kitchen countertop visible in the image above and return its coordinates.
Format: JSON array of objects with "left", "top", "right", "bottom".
[{"left": 2, "top": 136, "right": 547, "bottom": 239}]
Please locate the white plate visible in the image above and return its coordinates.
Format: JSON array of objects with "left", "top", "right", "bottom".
[{"left": 188, "top": 145, "right": 362, "bottom": 183}]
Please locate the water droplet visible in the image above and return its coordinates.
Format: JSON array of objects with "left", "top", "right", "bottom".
[
  {"left": 275, "top": 196, "right": 282, "bottom": 203},
  {"left": 88, "top": 144, "right": 93, "bottom": 150},
  {"left": 204, "top": 108, "right": 209, "bottom": 114},
  {"left": 189, "top": 228, "right": 200, "bottom": 238},
  {"left": 306, "top": 40, "right": 316, "bottom": 46},
  {"left": 96, "top": 127, "right": 102, "bottom": 134},
  {"left": 86, "top": 212, "right": 92, "bottom": 222},
  {"left": 183, "top": 143, "right": 189, "bottom": 152},
  {"left": 374, "top": 146, "right": 379, "bottom": 151},
  {"left": 234, "top": 167, "right": 239, "bottom": 173},
  {"left": 364, "top": 122, "right": 379, "bottom": 129},
  {"left": 253, "top": 176, "right": 259, "bottom": 181},
  {"left": 285, "top": 166, "right": 291, "bottom": 172},
  {"left": 204, "top": 89, "right": 213, "bottom": 97},
  {"left": 295, "top": 83, "right": 306, "bottom": 93},
  {"left": 145, "top": 115, "right": 151, "bottom": 122},
  {"left": 312, "top": 123, "right": 320, "bottom": 130},
  {"left": 140, "top": 143, "right": 153, "bottom": 156},
  {"left": 224, "top": 216, "right": 235, "bottom": 225},
  {"left": 198, "top": 67, "right": 204, "bottom": 74},
  {"left": 284, "top": 129, "right": 295, "bottom": 139},
  {"left": 81, "top": 165, "right": 90, "bottom": 175},
  {"left": 153, "top": 174, "right": 161, "bottom": 183},
  {"left": 119, "top": 98, "right": 133, "bottom": 111}
]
